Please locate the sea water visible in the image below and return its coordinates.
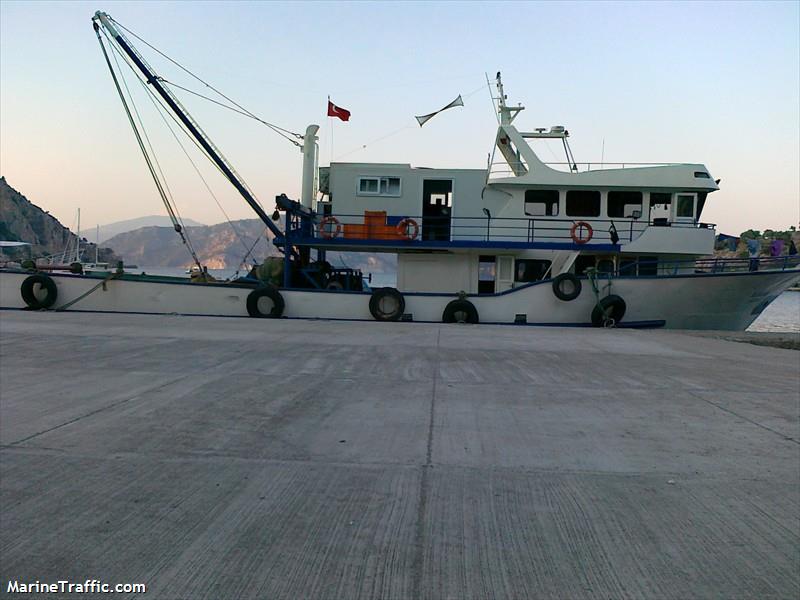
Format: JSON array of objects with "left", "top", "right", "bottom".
[
  {"left": 747, "top": 291, "right": 799, "bottom": 333},
  {"left": 135, "top": 267, "right": 798, "bottom": 333}
]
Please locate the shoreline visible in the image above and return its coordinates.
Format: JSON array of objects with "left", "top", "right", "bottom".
[{"left": 683, "top": 330, "right": 800, "bottom": 351}]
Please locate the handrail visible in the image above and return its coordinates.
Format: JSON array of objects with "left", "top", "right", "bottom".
[
  {"left": 543, "top": 161, "right": 680, "bottom": 169},
  {"left": 299, "top": 212, "right": 716, "bottom": 245},
  {"left": 488, "top": 160, "right": 682, "bottom": 177},
  {"left": 617, "top": 255, "right": 800, "bottom": 276}
]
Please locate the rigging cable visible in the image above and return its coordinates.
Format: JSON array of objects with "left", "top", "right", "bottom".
[
  {"left": 333, "top": 125, "right": 414, "bottom": 161},
  {"left": 117, "top": 46, "right": 262, "bottom": 268},
  {"left": 103, "top": 18, "right": 271, "bottom": 221},
  {"left": 103, "top": 34, "right": 236, "bottom": 186},
  {"left": 95, "top": 24, "right": 204, "bottom": 272},
  {"left": 107, "top": 34, "right": 185, "bottom": 234},
  {"left": 110, "top": 17, "right": 303, "bottom": 146},
  {"left": 485, "top": 72, "right": 501, "bottom": 126},
  {"left": 102, "top": 28, "right": 269, "bottom": 273},
  {"left": 332, "top": 82, "right": 488, "bottom": 161},
  {"left": 103, "top": 29, "right": 203, "bottom": 268},
  {"left": 160, "top": 78, "right": 301, "bottom": 147},
  {"left": 145, "top": 88, "right": 265, "bottom": 271}
]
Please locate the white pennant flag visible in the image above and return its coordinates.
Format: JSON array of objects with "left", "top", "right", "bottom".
[{"left": 415, "top": 95, "right": 464, "bottom": 127}]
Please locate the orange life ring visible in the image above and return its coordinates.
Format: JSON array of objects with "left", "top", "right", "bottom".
[
  {"left": 570, "top": 221, "right": 593, "bottom": 244},
  {"left": 319, "top": 216, "right": 342, "bottom": 239},
  {"left": 396, "top": 218, "right": 419, "bottom": 240}
]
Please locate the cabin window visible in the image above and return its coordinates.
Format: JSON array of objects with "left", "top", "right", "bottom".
[
  {"left": 359, "top": 177, "right": 379, "bottom": 194},
  {"left": 380, "top": 177, "right": 401, "bottom": 196},
  {"left": 694, "top": 171, "right": 710, "bottom": 178},
  {"left": 619, "top": 258, "right": 637, "bottom": 276},
  {"left": 649, "top": 192, "right": 672, "bottom": 224},
  {"left": 676, "top": 194, "right": 695, "bottom": 218},
  {"left": 621, "top": 257, "right": 657, "bottom": 276},
  {"left": 524, "top": 190, "right": 559, "bottom": 216},
  {"left": 478, "top": 255, "right": 496, "bottom": 294},
  {"left": 515, "top": 259, "right": 551, "bottom": 282},
  {"left": 649, "top": 192, "right": 671, "bottom": 206},
  {"left": 607, "top": 191, "right": 643, "bottom": 218},
  {"left": 566, "top": 190, "right": 600, "bottom": 217},
  {"left": 358, "top": 176, "right": 401, "bottom": 197},
  {"left": 638, "top": 256, "right": 658, "bottom": 276},
  {"left": 650, "top": 192, "right": 670, "bottom": 204},
  {"left": 574, "top": 254, "right": 596, "bottom": 275},
  {"left": 597, "top": 258, "right": 615, "bottom": 274}
]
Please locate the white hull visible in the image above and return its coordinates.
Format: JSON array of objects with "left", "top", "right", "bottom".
[{"left": 2, "top": 269, "right": 797, "bottom": 330}]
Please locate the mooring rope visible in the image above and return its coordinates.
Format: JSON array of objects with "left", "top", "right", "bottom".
[{"left": 54, "top": 271, "right": 122, "bottom": 312}]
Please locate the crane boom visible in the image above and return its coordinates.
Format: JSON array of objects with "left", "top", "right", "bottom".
[{"left": 92, "top": 11, "right": 283, "bottom": 240}]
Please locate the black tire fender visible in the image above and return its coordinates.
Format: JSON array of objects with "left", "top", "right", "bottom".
[
  {"left": 442, "top": 298, "right": 479, "bottom": 324},
  {"left": 591, "top": 294, "right": 626, "bottom": 327},
  {"left": 552, "top": 273, "right": 582, "bottom": 302},
  {"left": 369, "top": 287, "right": 405, "bottom": 321},
  {"left": 246, "top": 286, "right": 285, "bottom": 318},
  {"left": 20, "top": 274, "right": 58, "bottom": 309}
]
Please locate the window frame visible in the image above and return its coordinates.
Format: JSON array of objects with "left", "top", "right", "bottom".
[
  {"left": 514, "top": 258, "right": 552, "bottom": 282},
  {"left": 565, "top": 190, "right": 601, "bottom": 218},
  {"left": 524, "top": 189, "right": 560, "bottom": 217},
  {"left": 649, "top": 192, "right": 672, "bottom": 206},
  {"left": 357, "top": 176, "right": 402, "bottom": 197},
  {"left": 607, "top": 190, "right": 643, "bottom": 219},
  {"left": 675, "top": 193, "right": 696, "bottom": 219}
]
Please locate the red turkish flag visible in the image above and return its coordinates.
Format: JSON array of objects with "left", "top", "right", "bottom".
[{"left": 327, "top": 99, "right": 351, "bottom": 122}]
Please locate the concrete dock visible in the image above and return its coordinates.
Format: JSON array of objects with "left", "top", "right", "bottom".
[{"left": 1, "top": 310, "right": 798, "bottom": 599}]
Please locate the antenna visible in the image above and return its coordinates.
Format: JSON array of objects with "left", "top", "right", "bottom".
[
  {"left": 495, "top": 71, "right": 506, "bottom": 110},
  {"left": 485, "top": 72, "right": 500, "bottom": 125},
  {"left": 601, "top": 138, "right": 605, "bottom": 169},
  {"left": 493, "top": 72, "right": 524, "bottom": 126}
]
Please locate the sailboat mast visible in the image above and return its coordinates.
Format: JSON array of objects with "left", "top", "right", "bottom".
[{"left": 76, "top": 208, "right": 81, "bottom": 263}]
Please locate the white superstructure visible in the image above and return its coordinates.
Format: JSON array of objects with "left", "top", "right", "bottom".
[{"left": 310, "top": 74, "right": 724, "bottom": 298}]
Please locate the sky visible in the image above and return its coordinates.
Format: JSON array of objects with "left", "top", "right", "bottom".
[{"left": 1, "top": 0, "right": 798, "bottom": 236}]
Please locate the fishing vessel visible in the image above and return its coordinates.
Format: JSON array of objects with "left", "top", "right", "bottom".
[{"left": 2, "top": 11, "right": 797, "bottom": 329}]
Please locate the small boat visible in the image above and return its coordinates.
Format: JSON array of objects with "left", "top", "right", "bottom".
[{"left": 2, "top": 11, "right": 797, "bottom": 329}]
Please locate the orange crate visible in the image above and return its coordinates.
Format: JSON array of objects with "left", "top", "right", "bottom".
[
  {"left": 343, "top": 223, "right": 367, "bottom": 239},
  {"left": 367, "top": 225, "right": 395, "bottom": 240},
  {"left": 364, "top": 210, "right": 387, "bottom": 228}
]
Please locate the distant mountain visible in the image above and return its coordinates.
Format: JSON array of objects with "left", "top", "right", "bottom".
[
  {"left": 104, "top": 219, "right": 274, "bottom": 269},
  {"left": 104, "top": 217, "right": 397, "bottom": 274},
  {"left": 96, "top": 215, "right": 205, "bottom": 244},
  {"left": 0, "top": 177, "right": 118, "bottom": 263}
]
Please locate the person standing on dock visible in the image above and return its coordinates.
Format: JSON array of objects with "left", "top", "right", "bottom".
[{"left": 747, "top": 238, "right": 760, "bottom": 271}]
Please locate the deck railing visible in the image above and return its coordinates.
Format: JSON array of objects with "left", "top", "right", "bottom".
[
  {"left": 615, "top": 255, "right": 800, "bottom": 277},
  {"left": 488, "top": 161, "right": 680, "bottom": 178},
  {"left": 299, "top": 213, "right": 715, "bottom": 246}
]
